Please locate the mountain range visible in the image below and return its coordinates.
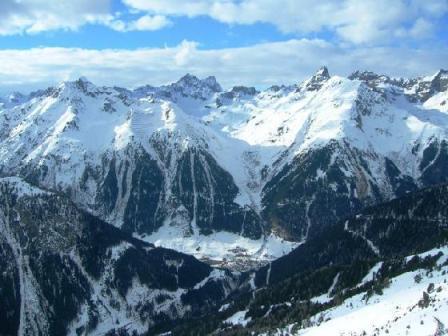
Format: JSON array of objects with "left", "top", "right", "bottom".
[{"left": 0, "top": 67, "right": 448, "bottom": 335}]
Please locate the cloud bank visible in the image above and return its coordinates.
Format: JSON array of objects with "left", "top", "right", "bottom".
[
  {"left": 0, "top": 0, "right": 447, "bottom": 44},
  {"left": 1, "top": 39, "right": 447, "bottom": 93},
  {"left": 121, "top": 0, "right": 448, "bottom": 44}
]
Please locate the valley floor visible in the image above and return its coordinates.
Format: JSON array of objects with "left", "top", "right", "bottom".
[{"left": 138, "top": 225, "right": 299, "bottom": 271}]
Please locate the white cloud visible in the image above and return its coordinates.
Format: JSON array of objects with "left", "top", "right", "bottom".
[
  {"left": 174, "top": 40, "right": 199, "bottom": 66},
  {"left": 0, "top": 0, "right": 173, "bottom": 35},
  {"left": 123, "top": 0, "right": 448, "bottom": 44},
  {"left": 108, "top": 14, "right": 172, "bottom": 32},
  {"left": 0, "top": 39, "right": 446, "bottom": 93},
  {"left": 129, "top": 15, "right": 172, "bottom": 31},
  {"left": 0, "top": 0, "right": 113, "bottom": 35},
  {"left": 408, "top": 18, "right": 434, "bottom": 38},
  {"left": 0, "top": 0, "right": 445, "bottom": 44}
]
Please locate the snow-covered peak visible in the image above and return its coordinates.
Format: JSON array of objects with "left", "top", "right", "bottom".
[
  {"left": 177, "top": 73, "right": 199, "bottom": 82},
  {"left": 61, "top": 76, "right": 94, "bottom": 87},
  {"left": 57, "top": 76, "right": 98, "bottom": 96},
  {"left": 171, "top": 73, "right": 222, "bottom": 96},
  {"left": 347, "top": 70, "right": 407, "bottom": 90},
  {"left": 170, "top": 73, "right": 220, "bottom": 95},
  {"left": 154, "top": 74, "right": 222, "bottom": 116},
  {"left": 404, "top": 69, "right": 448, "bottom": 102},
  {"left": 77, "top": 76, "right": 90, "bottom": 83},
  {"left": 176, "top": 73, "right": 221, "bottom": 90},
  {"left": 130, "top": 74, "right": 223, "bottom": 117},
  {"left": 299, "top": 66, "right": 331, "bottom": 91},
  {"left": 132, "top": 74, "right": 223, "bottom": 101},
  {"left": 314, "top": 66, "right": 330, "bottom": 79}
]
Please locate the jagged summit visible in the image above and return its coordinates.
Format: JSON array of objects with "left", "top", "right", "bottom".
[
  {"left": 299, "top": 66, "right": 331, "bottom": 91},
  {"left": 425, "top": 68, "right": 448, "bottom": 80},
  {"left": 56, "top": 76, "right": 99, "bottom": 96},
  {"left": 315, "top": 66, "right": 330, "bottom": 79},
  {"left": 403, "top": 68, "right": 448, "bottom": 102},
  {"left": 431, "top": 68, "right": 448, "bottom": 92},
  {"left": 215, "top": 85, "right": 258, "bottom": 107},
  {"left": 77, "top": 75, "right": 91, "bottom": 83},
  {"left": 176, "top": 73, "right": 201, "bottom": 86},
  {"left": 174, "top": 73, "right": 222, "bottom": 93},
  {"left": 58, "top": 76, "right": 95, "bottom": 87},
  {"left": 347, "top": 70, "right": 402, "bottom": 92},
  {"left": 348, "top": 70, "right": 385, "bottom": 81}
]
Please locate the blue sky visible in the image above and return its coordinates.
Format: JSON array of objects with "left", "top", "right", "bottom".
[
  {"left": 0, "top": 17, "right": 299, "bottom": 50},
  {"left": 0, "top": 0, "right": 447, "bottom": 92}
]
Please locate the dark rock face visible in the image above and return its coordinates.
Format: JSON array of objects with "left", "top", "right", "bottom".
[
  {"left": 120, "top": 151, "right": 164, "bottom": 234},
  {"left": 0, "top": 237, "right": 20, "bottom": 336},
  {"left": 175, "top": 74, "right": 223, "bottom": 95},
  {"left": 419, "top": 139, "right": 448, "bottom": 185},
  {"left": 432, "top": 69, "right": 448, "bottom": 92},
  {"left": 216, "top": 86, "right": 259, "bottom": 107},
  {"left": 15, "top": 125, "right": 261, "bottom": 241},
  {"left": 170, "top": 148, "right": 262, "bottom": 238},
  {"left": 262, "top": 141, "right": 382, "bottom": 240},
  {"left": 85, "top": 144, "right": 263, "bottom": 239}
]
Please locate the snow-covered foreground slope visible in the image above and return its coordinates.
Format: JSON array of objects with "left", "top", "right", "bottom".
[
  {"left": 0, "top": 68, "right": 448, "bottom": 267},
  {"left": 274, "top": 247, "right": 448, "bottom": 336}
]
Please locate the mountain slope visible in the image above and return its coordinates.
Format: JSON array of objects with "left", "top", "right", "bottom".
[{"left": 0, "top": 177, "right": 238, "bottom": 336}]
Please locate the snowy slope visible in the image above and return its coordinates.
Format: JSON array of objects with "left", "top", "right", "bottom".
[
  {"left": 424, "top": 90, "right": 448, "bottom": 113},
  {"left": 202, "top": 68, "right": 448, "bottom": 213},
  {"left": 270, "top": 247, "right": 448, "bottom": 336},
  {"left": 211, "top": 71, "right": 448, "bottom": 180}
]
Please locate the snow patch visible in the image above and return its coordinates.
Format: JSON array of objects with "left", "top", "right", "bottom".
[{"left": 224, "top": 310, "right": 251, "bottom": 327}]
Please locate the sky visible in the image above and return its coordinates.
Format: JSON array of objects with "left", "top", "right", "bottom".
[{"left": 0, "top": 0, "right": 447, "bottom": 93}]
